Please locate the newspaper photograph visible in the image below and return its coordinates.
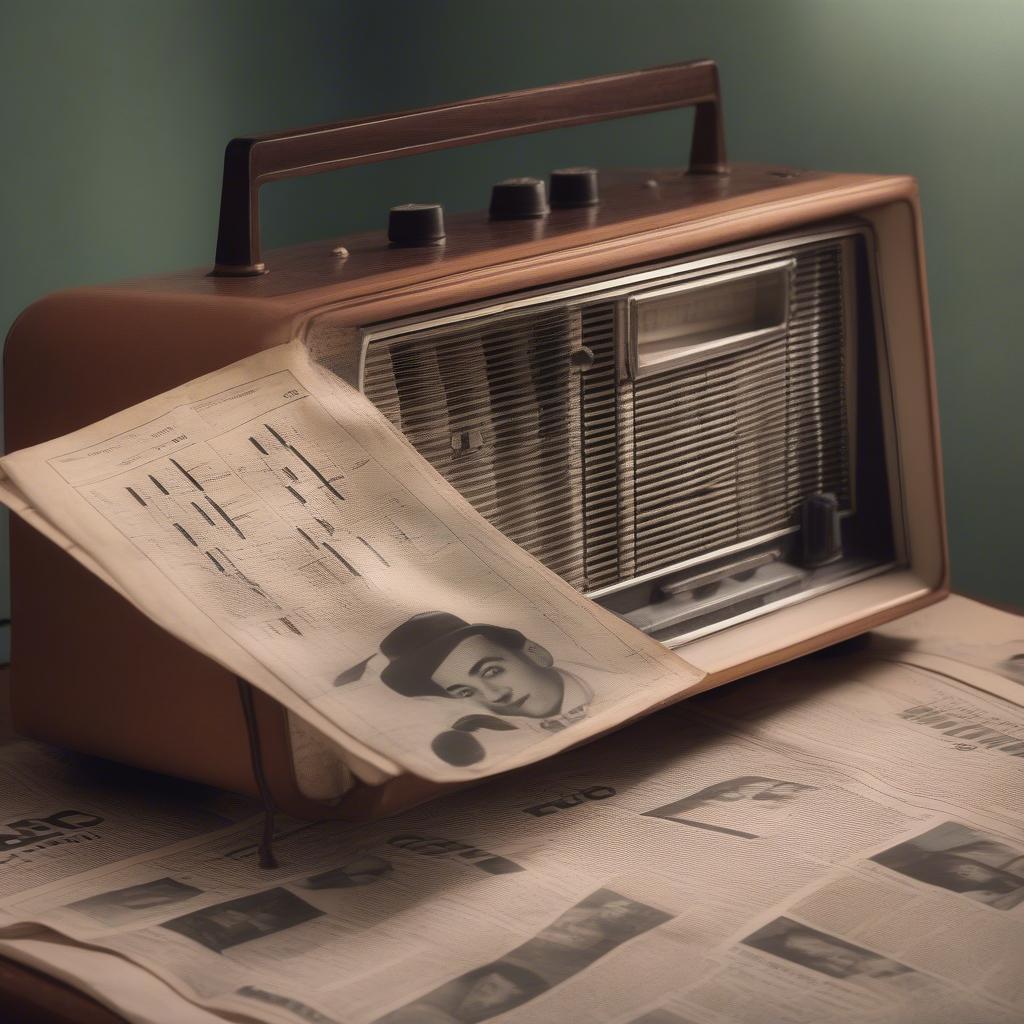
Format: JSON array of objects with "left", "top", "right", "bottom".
[
  {"left": 1, "top": 598, "right": 1022, "bottom": 1023},
  {"left": 371, "top": 887, "right": 673, "bottom": 1024},
  {"left": 870, "top": 820, "right": 1024, "bottom": 911},
  {"left": 0, "top": 339, "right": 705, "bottom": 785},
  {"left": 741, "top": 916, "right": 921, "bottom": 988},
  {"left": 641, "top": 775, "right": 820, "bottom": 840}
]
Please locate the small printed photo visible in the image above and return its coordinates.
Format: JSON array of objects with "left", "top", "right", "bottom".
[
  {"left": 296, "top": 856, "right": 393, "bottom": 890},
  {"left": 642, "top": 775, "right": 819, "bottom": 838},
  {"left": 629, "top": 1010, "right": 701, "bottom": 1024},
  {"left": 68, "top": 877, "right": 203, "bottom": 925},
  {"left": 742, "top": 917, "right": 915, "bottom": 985},
  {"left": 161, "top": 887, "right": 324, "bottom": 953},
  {"left": 374, "top": 889, "right": 671, "bottom": 1024},
  {"left": 333, "top": 610, "right": 600, "bottom": 768},
  {"left": 870, "top": 821, "right": 1024, "bottom": 910},
  {"left": 529, "top": 889, "right": 673, "bottom": 959},
  {"left": 374, "top": 960, "right": 550, "bottom": 1024}
]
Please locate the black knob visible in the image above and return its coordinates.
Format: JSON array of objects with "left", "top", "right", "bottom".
[
  {"left": 549, "top": 167, "right": 599, "bottom": 208},
  {"left": 801, "top": 492, "right": 843, "bottom": 568},
  {"left": 569, "top": 345, "right": 596, "bottom": 372},
  {"left": 388, "top": 203, "right": 445, "bottom": 247},
  {"left": 489, "top": 178, "right": 549, "bottom": 220}
]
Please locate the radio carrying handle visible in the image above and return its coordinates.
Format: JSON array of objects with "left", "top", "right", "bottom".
[{"left": 211, "top": 60, "right": 728, "bottom": 276}]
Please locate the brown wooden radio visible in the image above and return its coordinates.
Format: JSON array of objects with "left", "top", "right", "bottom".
[{"left": 3, "top": 61, "right": 947, "bottom": 820}]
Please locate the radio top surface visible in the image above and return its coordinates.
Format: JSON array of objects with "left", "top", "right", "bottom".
[{"left": 69, "top": 164, "right": 907, "bottom": 309}]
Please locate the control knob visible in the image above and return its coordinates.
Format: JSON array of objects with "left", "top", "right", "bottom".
[
  {"left": 489, "top": 178, "right": 549, "bottom": 220},
  {"left": 549, "top": 167, "right": 599, "bottom": 208},
  {"left": 388, "top": 203, "right": 446, "bottom": 247}
]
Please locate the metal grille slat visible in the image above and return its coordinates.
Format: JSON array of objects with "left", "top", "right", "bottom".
[
  {"left": 629, "top": 243, "right": 850, "bottom": 575},
  {"left": 362, "top": 234, "right": 853, "bottom": 595},
  {"left": 579, "top": 305, "right": 622, "bottom": 589},
  {"left": 363, "top": 305, "right": 600, "bottom": 588}
]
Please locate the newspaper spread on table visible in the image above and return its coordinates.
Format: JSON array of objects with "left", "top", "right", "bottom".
[
  {"left": 0, "top": 741, "right": 259, "bottom": 914},
  {"left": 1, "top": 595, "right": 1022, "bottom": 1024},
  {"left": 0, "top": 338, "right": 704, "bottom": 785}
]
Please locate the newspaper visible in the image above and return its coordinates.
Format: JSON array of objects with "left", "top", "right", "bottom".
[
  {"left": 0, "top": 739, "right": 257, "bottom": 908},
  {"left": 1, "top": 596, "right": 1022, "bottom": 1023},
  {"left": 0, "top": 339, "right": 703, "bottom": 785},
  {"left": 0, "top": 926, "right": 227, "bottom": 1024}
]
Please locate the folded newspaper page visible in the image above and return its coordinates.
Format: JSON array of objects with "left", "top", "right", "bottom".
[
  {"left": 1, "top": 596, "right": 1022, "bottom": 1024},
  {"left": 0, "top": 339, "right": 704, "bottom": 785},
  {"left": 0, "top": 927, "right": 227, "bottom": 1024}
]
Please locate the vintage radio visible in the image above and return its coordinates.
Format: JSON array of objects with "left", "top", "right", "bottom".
[{"left": 4, "top": 62, "right": 947, "bottom": 818}]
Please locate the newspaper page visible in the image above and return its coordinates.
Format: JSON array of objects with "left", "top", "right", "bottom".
[
  {"left": 0, "top": 738, "right": 259, "bottom": 1021},
  {"left": 0, "top": 339, "right": 704, "bottom": 785},
  {"left": 0, "top": 926, "right": 227, "bottom": 1024},
  {"left": 1, "top": 597, "right": 1021, "bottom": 1024},
  {"left": 868, "top": 592, "right": 1024, "bottom": 704},
  {"left": 0, "top": 739, "right": 257, "bottom": 911},
  {"left": 691, "top": 598, "right": 1024, "bottom": 834}
]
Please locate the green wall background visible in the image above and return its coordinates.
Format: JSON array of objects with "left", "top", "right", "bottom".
[{"left": 2, "top": 0, "right": 1022, "bottom": 661}]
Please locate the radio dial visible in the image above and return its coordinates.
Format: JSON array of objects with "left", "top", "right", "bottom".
[
  {"left": 550, "top": 167, "right": 599, "bottom": 208},
  {"left": 489, "top": 178, "right": 549, "bottom": 220},
  {"left": 570, "top": 345, "right": 596, "bottom": 371},
  {"left": 388, "top": 203, "right": 446, "bottom": 247}
]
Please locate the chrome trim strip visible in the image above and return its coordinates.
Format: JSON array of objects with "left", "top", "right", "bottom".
[
  {"left": 865, "top": 228, "right": 911, "bottom": 572},
  {"left": 585, "top": 512, "right": 853, "bottom": 601},
  {"left": 627, "top": 258, "right": 795, "bottom": 379},
  {"left": 357, "top": 223, "right": 872, "bottom": 367},
  {"left": 664, "top": 560, "right": 898, "bottom": 647}
]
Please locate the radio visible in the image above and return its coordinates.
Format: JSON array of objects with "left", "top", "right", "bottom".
[{"left": 4, "top": 61, "right": 947, "bottom": 818}]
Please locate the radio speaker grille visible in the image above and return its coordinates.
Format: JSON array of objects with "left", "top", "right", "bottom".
[
  {"left": 363, "top": 306, "right": 604, "bottom": 589},
  {"left": 629, "top": 244, "right": 850, "bottom": 576},
  {"left": 362, "top": 237, "right": 851, "bottom": 596}
]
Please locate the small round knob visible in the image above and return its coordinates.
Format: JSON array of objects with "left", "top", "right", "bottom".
[
  {"left": 801, "top": 492, "right": 843, "bottom": 568},
  {"left": 388, "top": 203, "right": 445, "bottom": 247},
  {"left": 489, "top": 178, "right": 549, "bottom": 220},
  {"left": 570, "top": 346, "right": 596, "bottom": 372},
  {"left": 549, "top": 167, "right": 599, "bottom": 208}
]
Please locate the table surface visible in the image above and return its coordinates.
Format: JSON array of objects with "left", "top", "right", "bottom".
[
  {"left": 2, "top": 592, "right": 1020, "bottom": 1024},
  {"left": 0, "top": 668, "right": 126, "bottom": 1023}
]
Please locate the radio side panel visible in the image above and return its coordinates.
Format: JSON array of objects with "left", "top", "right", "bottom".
[{"left": 3, "top": 290, "right": 337, "bottom": 816}]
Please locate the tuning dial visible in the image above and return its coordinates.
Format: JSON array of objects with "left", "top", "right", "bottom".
[
  {"left": 388, "top": 203, "right": 445, "bottom": 247},
  {"left": 489, "top": 178, "right": 549, "bottom": 220},
  {"left": 801, "top": 492, "right": 843, "bottom": 568},
  {"left": 549, "top": 167, "right": 599, "bottom": 208}
]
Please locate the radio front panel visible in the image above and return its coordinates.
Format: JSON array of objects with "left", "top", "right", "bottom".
[{"left": 346, "top": 223, "right": 898, "bottom": 646}]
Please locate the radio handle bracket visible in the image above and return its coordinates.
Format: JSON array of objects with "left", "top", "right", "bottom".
[{"left": 210, "top": 60, "right": 728, "bottom": 276}]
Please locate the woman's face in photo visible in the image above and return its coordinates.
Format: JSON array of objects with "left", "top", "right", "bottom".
[
  {"left": 783, "top": 933, "right": 863, "bottom": 975},
  {"left": 595, "top": 898, "right": 636, "bottom": 923},
  {"left": 457, "top": 972, "right": 524, "bottom": 1019},
  {"left": 948, "top": 861, "right": 1001, "bottom": 886}
]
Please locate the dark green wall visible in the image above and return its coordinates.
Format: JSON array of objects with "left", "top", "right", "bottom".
[{"left": 3, "top": 1, "right": 1022, "bottom": 660}]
